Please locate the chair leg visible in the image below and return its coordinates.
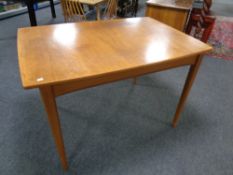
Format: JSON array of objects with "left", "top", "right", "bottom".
[
  {"left": 134, "top": 0, "right": 138, "bottom": 17},
  {"left": 49, "top": 0, "right": 56, "bottom": 18},
  {"left": 185, "top": 20, "right": 194, "bottom": 34},
  {"left": 201, "top": 21, "right": 215, "bottom": 42}
]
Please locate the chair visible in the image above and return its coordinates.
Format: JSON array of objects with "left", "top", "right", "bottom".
[
  {"left": 61, "top": 0, "right": 86, "bottom": 22},
  {"left": 192, "top": 0, "right": 212, "bottom": 15},
  {"left": 131, "top": 0, "right": 138, "bottom": 17},
  {"left": 102, "top": 0, "right": 118, "bottom": 19},
  {"left": 117, "top": 0, "right": 138, "bottom": 17},
  {"left": 186, "top": 14, "right": 215, "bottom": 43},
  {"left": 185, "top": 0, "right": 215, "bottom": 43}
]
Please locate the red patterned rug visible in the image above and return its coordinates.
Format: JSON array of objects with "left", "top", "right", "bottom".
[{"left": 207, "top": 16, "right": 233, "bottom": 60}]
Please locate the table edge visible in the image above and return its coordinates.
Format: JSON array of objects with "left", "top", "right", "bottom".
[
  {"left": 21, "top": 49, "right": 212, "bottom": 90},
  {"left": 146, "top": 1, "right": 192, "bottom": 11}
]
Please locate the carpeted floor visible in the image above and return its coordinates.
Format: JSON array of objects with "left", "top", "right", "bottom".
[
  {"left": 0, "top": 1, "right": 233, "bottom": 175},
  {"left": 207, "top": 16, "right": 233, "bottom": 60}
]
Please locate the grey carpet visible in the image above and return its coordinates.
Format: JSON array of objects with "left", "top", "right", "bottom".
[{"left": 0, "top": 1, "right": 233, "bottom": 175}]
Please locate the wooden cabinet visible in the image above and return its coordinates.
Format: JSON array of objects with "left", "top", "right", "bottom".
[{"left": 145, "top": 0, "right": 193, "bottom": 31}]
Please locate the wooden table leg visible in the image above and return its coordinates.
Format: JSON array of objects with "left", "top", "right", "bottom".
[
  {"left": 49, "top": 0, "right": 56, "bottom": 18},
  {"left": 172, "top": 56, "right": 202, "bottom": 128},
  {"left": 39, "top": 86, "right": 68, "bottom": 170},
  {"left": 96, "top": 4, "right": 100, "bottom": 20}
]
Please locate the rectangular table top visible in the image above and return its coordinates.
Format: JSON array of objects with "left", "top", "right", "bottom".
[
  {"left": 17, "top": 17, "right": 211, "bottom": 89},
  {"left": 146, "top": 0, "right": 193, "bottom": 10}
]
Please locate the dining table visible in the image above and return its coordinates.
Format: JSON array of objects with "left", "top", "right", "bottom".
[{"left": 17, "top": 17, "right": 212, "bottom": 169}]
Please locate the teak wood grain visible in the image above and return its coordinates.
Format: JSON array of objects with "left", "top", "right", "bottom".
[
  {"left": 146, "top": 5, "right": 189, "bottom": 31},
  {"left": 172, "top": 56, "right": 203, "bottom": 127},
  {"left": 39, "top": 86, "right": 68, "bottom": 169},
  {"left": 18, "top": 17, "right": 210, "bottom": 89},
  {"left": 17, "top": 17, "right": 212, "bottom": 169}
]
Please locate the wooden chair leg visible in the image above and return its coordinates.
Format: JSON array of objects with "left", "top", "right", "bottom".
[
  {"left": 201, "top": 21, "right": 215, "bottom": 42},
  {"left": 39, "top": 86, "right": 68, "bottom": 170},
  {"left": 185, "top": 20, "right": 193, "bottom": 34},
  {"left": 96, "top": 4, "right": 101, "bottom": 20},
  {"left": 172, "top": 56, "right": 202, "bottom": 128}
]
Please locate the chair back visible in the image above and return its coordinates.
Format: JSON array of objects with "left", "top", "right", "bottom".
[
  {"left": 193, "top": 0, "right": 212, "bottom": 15},
  {"left": 61, "top": 0, "right": 86, "bottom": 22},
  {"left": 186, "top": 10, "right": 215, "bottom": 43},
  {"left": 203, "top": 0, "right": 212, "bottom": 14}
]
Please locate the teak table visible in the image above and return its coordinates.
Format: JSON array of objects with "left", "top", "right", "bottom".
[{"left": 17, "top": 18, "right": 211, "bottom": 169}]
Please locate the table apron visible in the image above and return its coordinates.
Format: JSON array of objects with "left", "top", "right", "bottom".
[{"left": 53, "top": 55, "right": 197, "bottom": 97}]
